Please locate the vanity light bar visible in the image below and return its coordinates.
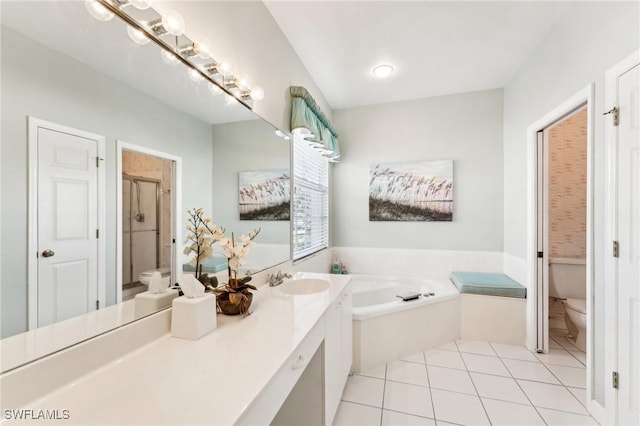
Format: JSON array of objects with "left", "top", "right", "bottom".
[{"left": 90, "top": 0, "right": 263, "bottom": 109}]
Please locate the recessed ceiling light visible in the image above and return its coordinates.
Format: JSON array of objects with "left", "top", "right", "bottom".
[{"left": 372, "top": 64, "right": 394, "bottom": 78}]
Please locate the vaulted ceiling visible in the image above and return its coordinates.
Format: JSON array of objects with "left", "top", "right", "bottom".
[{"left": 265, "top": 1, "right": 575, "bottom": 110}]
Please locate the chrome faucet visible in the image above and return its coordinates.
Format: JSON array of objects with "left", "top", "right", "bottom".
[{"left": 268, "top": 270, "right": 292, "bottom": 286}]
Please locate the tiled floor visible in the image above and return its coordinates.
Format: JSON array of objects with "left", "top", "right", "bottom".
[{"left": 334, "top": 338, "right": 595, "bottom": 426}]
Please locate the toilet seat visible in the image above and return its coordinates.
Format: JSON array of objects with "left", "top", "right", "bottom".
[
  {"left": 140, "top": 267, "right": 171, "bottom": 278},
  {"left": 566, "top": 298, "right": 586, "bottom": 315}
]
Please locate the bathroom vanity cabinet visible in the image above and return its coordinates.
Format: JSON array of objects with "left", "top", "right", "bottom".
[
  {"left": 0, "top": 273, "right": 352, "bottom": 425},
  {"left": 324, "top": 283, "right": 353, "bottom": 425}
]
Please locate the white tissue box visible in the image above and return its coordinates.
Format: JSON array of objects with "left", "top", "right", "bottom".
[
  {"left": 171, "top": 293, "right": 217, "bottom": 340},
  {"left": 135, "top": 289, "right": 180, "bottom": 319}
]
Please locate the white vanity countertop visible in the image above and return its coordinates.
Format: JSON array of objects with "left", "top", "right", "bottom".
[
  {"left": 6, "top": 273, "right": 350, "bottom": 425},
  {"left": 0, "top": 299, "right": 136, "bottom": 373}
]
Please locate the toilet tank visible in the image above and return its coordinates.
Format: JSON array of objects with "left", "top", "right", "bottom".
[{"left": 548, "top": 258, "right": 586, "bottom": 299}]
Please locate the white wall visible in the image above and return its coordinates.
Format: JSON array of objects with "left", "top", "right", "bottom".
[
  {"left": 157, "top": 1, "right": 333, "bottom": 131},
  {"left": 332, "top": 89, "right": 504, "bottom": 252},
  {"left": 502, "top": 1, "right": 639, "bottom": 406},
  {"left": 1, "top": 26, "right": 213, "bottom": 338}
]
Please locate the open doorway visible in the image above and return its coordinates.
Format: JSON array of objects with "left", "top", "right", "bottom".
[
  {"left": 538, "top": 106, "right": 588, "bottom": 360},
  {"left": 116, "top": 142, "right": 181, "bottom": 303},
  {"left": 526, "top": 84, "right": 595, "bottom": 416}
]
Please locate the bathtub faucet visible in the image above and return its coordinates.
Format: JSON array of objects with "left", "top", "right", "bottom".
[{"left": 268, "top": 270, "right": 292, "bottom": 286}]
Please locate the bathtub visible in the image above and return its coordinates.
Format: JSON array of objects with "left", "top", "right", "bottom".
[{"left": 350, "top": 274, "right": 461, "bottom": 373}]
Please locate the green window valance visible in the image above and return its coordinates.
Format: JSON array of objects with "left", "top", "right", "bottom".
[{"left": 290, "top": 86, "right": 340, "bottom": 161}]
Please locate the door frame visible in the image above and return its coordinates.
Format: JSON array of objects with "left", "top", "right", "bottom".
[
  {"left": 27, "top": 117, "right": 106, "bottom": 330},
  {"left": 116, "top": 141, "right": 182, "bottom": 303},
  {"left": 525, "top": 84, "right": 597, "bottom": 413},
  {"left": 604, "top": 49, "right": 640, "bottom": 426}
]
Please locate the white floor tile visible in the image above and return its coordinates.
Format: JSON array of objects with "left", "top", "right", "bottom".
[
  {"left": 333, "top": 401, "right": 382, "bottom": 426},
  {"left": 341, "top": 375, "right": 385, "bottom": 407},
  {"left": 386, "top": 360, "right": 429, "bottom": 387},
  {"left": 427, "top": 366, "right": 476, "bottom": 395},
  {"left": 430, "top": 389, "right": 490, "bottom": 425},
  {"left": 570, "top": 350, "right": 587, "bottom": 366},
  {"left": 491, "top": 343, "right": 539, "bottom": 362},
  {"left": 461, "top": 353, "right": 510, "bottom": 377},
  {"left": 381, "top": 410, "right": 435, "bottom": 426},
  {"left": 383, "top": 381, "right": 434, "bottom": 419},
  {"left": 537, "top": 407, "right": 599, "bottom": 425},
  {"left": 502, "top": 358, "right": 561, "bottom": 384},
  {"left": 554, "top": 335, "right": 582, "bottom": 352},
  {"left": 517, "top": 380, "right": 588, "bottom": 415},
  {"left": 401, "top": 352, "right": 426, "bottom": 364},
  {"left": 424, "top": 349, "right": 466, "bottom": 370},
  {"left": 568, "top": 387, "right": 587, "bottom": 407},
  {"left": 456, "top": 340, "right": 496, "bottom": 356},
  {"left": 481, "top": 398, "right": 545, "bottom": 425},
  {"left": 435, "top": 342, "right": 458, "bottom": 352},
  {"left": 548, "top": 338, "right": 564, "bottom": 349},
  {"left": 356, "top": 364, "right": 387, "bottom": 380},
  {"left": 470, "top": 372, "right": 530, "bottom": 405},
  {"left": 546, "top": 364, "right": 586, "bottom": 389},
  {"left": 535, "top": 349, "right": 584, "bottom": 368}
]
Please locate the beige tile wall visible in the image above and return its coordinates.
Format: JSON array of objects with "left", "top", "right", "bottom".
[{"left": 548, "top": 107, "right": 587, "bottom": 259}]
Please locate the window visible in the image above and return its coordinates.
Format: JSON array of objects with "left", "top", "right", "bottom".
[{"left": 292, "top": 135, "right": 329, "bottom": 260}]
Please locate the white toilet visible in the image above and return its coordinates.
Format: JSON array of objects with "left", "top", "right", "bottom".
[
  {"left": 549, "top": 258, "right": 587, "bottom": 351},
  {"left": 564, "top": 298, "right": 587, "bottom": 351},
  {"left": 139, "top": 267, "right": 171, "bottom": 286}
]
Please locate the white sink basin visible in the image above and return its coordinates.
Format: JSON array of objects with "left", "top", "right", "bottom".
[{"left": 279, "top": 278, "right": 330, "bottom": 295}]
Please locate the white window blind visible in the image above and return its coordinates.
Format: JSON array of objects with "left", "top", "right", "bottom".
[{"left": 293, "top": 135, "right": 329, "bottom": 260}]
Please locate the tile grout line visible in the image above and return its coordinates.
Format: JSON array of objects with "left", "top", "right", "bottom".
[
  {"left": 553, "top": 334, "right": 588, "bottom": 367},
  {"left": 455, "top": 340, "right": 492, "bottom": 425},
  {"left": 491, "top": 342, "right": 549, "bottom": 426},
  {"left": 422, "top": 350, "right": 439, "bottom": 426},
  {"left": 378, "top": 363, "right": 387, "bottom": 426}
]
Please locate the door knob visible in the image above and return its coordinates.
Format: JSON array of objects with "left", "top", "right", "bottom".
[{"left": 42, "top": 249, "right": 55, "bottom": 258}]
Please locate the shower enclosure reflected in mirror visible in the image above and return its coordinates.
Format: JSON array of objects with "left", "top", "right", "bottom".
[
  {"left": 1, "top": 0, "right": 291, "bottom": 372},
  {"left": 121, "top": 149, "right": 175, "bottom": 301}
]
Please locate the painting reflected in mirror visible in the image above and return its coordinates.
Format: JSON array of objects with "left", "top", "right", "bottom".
[{"left": 0, "top": 0, "right": 291, "bottom": 371}]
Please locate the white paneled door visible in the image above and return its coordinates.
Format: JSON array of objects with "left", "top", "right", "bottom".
[
  {"left": 29, "top": 118, "right": 105, "bottom": 328},
  {"left": 616, "top": 62, "right": 639, "bottom": 426}
]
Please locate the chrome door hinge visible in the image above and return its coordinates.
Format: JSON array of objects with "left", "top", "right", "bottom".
[
  {"left": 612, "top": 371, "right": 619, "bottom": 389},
  {"left": 603, "top": 107, "right": 619, "bottom": 126},
  {"left": 96, "top": 157, "right": 104, "bottom": 167},
  {"left": 96, "top": 300, "right": 100, "bottom": 310},
  {"left": 613, "top": 241, "right": 619, "bottom": 258},
  {"left": 96, "top": 229, "right": 100, "bottom": 239}
]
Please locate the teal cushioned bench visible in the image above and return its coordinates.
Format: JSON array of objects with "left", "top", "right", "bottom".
[
  {"left": 450, "top": 272, "right": 526, "bottom": 298},
  {"left": 183, "top": 257, "right": 228, "bottom": 274}
]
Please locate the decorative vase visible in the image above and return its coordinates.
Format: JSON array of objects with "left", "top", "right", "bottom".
[{"left": 216, "top": 291, "right": 253, "bottom": 315}]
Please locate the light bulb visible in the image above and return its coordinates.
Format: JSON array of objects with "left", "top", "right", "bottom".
[
  {"left": 160, "top": 49, "right": 180, "bottom": 66},
  {"left": 250, "top": 86, "right": 264, "bottom": 101},
  {"left": 161, "top": 10, "right": 185, "bottom": 36},
  {"left": 85, "top": 0, "right": 114, "bottom": 21},
  {"left": 207, "top": 83, "right": 222, "bottom": 96},
  {"left": 372, "top": 64, "right": 394, "bottom": 78},
  {"left": 193, "top": 38, "right": 212, "bottom": 59},
  {"left": 129, "top": 0, "right": 151, "bottom": 9},
  {"left": 127, "top": 26, "right": 150, "bottom": 45},
  {"left": 237, "top": 75, "right": 250, "bottom": 91},
  {"left": 188, "top": 68, "right": 204, "bottom": 83},
  {"left": 219, "top": 62, "right": 232, "bottom": 76}
]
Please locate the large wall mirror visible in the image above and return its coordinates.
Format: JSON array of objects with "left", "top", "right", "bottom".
[{"left": 1, "top": 1, "right": 291, "bottom": 372}]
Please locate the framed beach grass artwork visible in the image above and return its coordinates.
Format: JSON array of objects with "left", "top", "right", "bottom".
[
  {"left": 369, "top": 160, "right": 453, "bottom": 221},
  {"left": 239, "top": 169, "right": 290, "bottom": 221}
]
